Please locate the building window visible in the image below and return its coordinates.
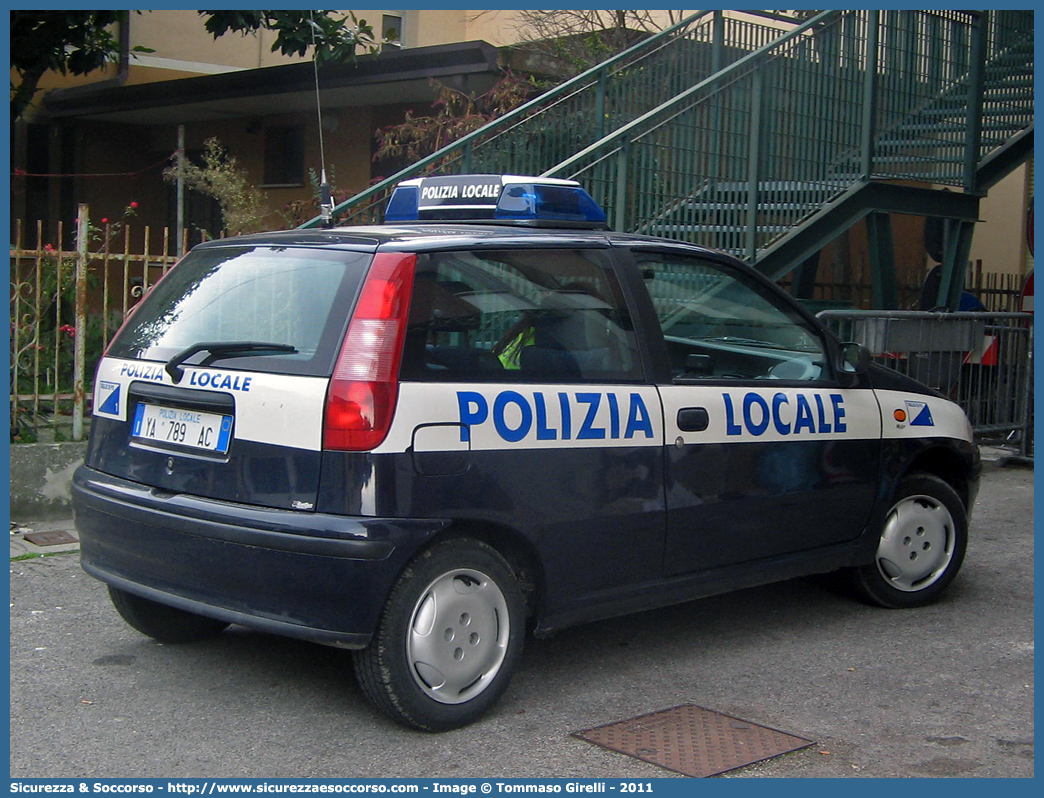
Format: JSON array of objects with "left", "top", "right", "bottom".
[
  {"left": 382, "top": 14, "right": 403, "bottom": 46},
  {"left": 263, "top": 126, "right": 305, "bottom": 187}
]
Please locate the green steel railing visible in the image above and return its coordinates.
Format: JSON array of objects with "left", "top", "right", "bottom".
[
  {"left": 869, "top": 10, "right": 1033, "bottom": 185},
  {"left": 547, "top": 10, "right": 1032, "bottom": 265},
  {"left": 300, "top": 10, "right": 803, "bottom": 229}
]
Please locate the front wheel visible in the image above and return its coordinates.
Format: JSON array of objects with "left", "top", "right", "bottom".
[
  {"left": 846, "top": 473, "right": 968, "bottom": 608},
  {"left": 353, "top": 538, "right": 525, "bottom": 732}
]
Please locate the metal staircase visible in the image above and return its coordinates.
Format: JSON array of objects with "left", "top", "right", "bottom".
[
  {"left": 307, "top": 10, "right": 1033, "bottom": 309},
  {"left": 304, "top": 10, "right": 796, "bottom": 227}
]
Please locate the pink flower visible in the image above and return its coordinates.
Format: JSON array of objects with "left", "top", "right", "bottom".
[
  {"left": 59, "top": 324, "right": 76, "bottom": 338},
  {"left": 101, "top": 218, "right": 109, "bottom": 224},
  {"left": 130, "top": 201, "right": 139, "bottom": 209},
  {"left": 43, "top": 243, "right": 54, "bottom": 252}
]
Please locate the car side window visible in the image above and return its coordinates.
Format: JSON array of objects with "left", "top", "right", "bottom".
[
  {"left": 638, "top": 252, "right": 830, "bottom": 382},
  {"left": 400, "top": 249, "right": 642, "bottom": 383}
]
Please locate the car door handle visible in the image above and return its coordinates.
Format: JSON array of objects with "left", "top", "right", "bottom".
[{"left": 677, "top": 407, "right": 709, "bottom": 432}]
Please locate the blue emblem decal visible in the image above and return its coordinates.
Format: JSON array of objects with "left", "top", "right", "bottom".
[
  {"left": 97, "top": 381, "right": 121, "bottom": 415},
  {"left": 906, "top": 400, "right": 935, "bottom": 427}
]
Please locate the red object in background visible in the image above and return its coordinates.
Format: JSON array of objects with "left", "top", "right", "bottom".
[{"left": 1020, "top": 270, "right": 1033, "bottom": 314}]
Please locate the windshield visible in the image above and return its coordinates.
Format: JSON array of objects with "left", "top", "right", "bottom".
[{"left": 106, "top": 246, "right": 371, "bottom": 377}]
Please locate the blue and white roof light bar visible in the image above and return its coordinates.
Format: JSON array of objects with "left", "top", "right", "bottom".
[{"left": 385, "top": 174, "right": 609, "bottom": 228}]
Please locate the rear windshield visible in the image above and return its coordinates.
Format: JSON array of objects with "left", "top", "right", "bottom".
[{"left": 106, "top": 246, "right": 371, "bottom": 377}]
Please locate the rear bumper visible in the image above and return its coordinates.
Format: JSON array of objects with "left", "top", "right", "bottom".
[{"left": 73, "top": 465, "right": 449, "bottom": 648}]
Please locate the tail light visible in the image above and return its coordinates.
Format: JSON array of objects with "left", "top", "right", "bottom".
[{"left": 323, "top": 252, "right": 416, "bottom": 450}]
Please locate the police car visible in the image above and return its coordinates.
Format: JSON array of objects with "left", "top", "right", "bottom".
[{"left": 73, "top": 174, "right": 980, "bottom": 732}]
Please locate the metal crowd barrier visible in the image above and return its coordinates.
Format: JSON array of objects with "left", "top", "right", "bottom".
[{"left": 817, "top": 310, "right": 1033, "bottom": 457}]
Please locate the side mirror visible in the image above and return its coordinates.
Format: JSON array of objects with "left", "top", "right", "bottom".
[{"left": 838, "top": 342, "right": 870, "bottom": 384}]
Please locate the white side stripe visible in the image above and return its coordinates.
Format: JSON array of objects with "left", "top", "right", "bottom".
[{"left": 376, "top": 383, "right": 664, "bottom": 454}]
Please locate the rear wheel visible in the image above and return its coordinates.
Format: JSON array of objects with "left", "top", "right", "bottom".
[
  {"left": 353, "top": 538, "right": 525, "bottom": 732},
  {"left": 108, "top": 586, "right": 230, "bottom": 643},
  {"left": 847, "top": 473, "right": 968, "bottom": 608}
]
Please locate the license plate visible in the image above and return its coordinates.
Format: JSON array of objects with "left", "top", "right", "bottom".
[{"left": 131, "top": 403, "right": 233, "bottom": 454}]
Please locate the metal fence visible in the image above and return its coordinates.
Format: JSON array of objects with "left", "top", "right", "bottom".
[
  {"left": 779, "top": 267, "right": 1027, "bottom": 315},
  {"left": 818, "top": 309, "right": 1033, "bottom": 455},
  {"left": 10, "top": 205, "right": 185, "bottom": 442}
]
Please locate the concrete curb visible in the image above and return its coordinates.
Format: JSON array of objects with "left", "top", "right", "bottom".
[{"left": 9, "top": 441, "right": 87, "bottom": 521}]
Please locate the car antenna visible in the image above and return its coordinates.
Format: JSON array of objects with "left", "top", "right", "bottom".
[{"left": 311, "top": 12, "right": 335, "bottom": 228}]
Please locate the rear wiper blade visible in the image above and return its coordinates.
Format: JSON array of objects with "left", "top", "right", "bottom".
[{"left": 166, "top": 341, "right": 298, "bottom": 383}]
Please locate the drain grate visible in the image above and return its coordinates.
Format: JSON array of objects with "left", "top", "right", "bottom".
[
  {"left": 573, "top": 704, "right": 813, "bottom": 778},
  {"left": 22, "top": 530, "right": 78, "bottom": 547}
]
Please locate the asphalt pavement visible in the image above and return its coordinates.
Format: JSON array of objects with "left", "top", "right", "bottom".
[{"left": 9, "top": 451, "right": 1033, "bottom": 779}]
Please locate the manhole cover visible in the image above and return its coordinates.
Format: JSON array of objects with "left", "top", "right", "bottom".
[
  {"left": 22, "top": 530, "right": 78, "bottom": 547},
  {"left": 573, "top": 704, "right": 813, "bottom": 778}
]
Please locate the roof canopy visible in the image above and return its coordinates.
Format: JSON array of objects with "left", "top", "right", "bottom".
[{"left": 43, "top": 41, "right": 501, "bottom": 125}]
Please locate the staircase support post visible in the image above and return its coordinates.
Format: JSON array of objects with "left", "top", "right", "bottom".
[
  {"left": 866, "top": 212, "right": 898, "bottom": 310},
  {"left": 708, "top": 10, "right": 725, "bottom": 187},
  {"left": 859, "top": 11, "right": 880, "bottom": 180},
  {"left": 614, "top": 140, "right": 630, "bottom": 232},
  {"left": 937, "top": 219, "right": 977, "bottom": 310},
  {"left": 711, "top": 11, "right": 725, "bottom": 73},
  {"left": 745, "top": 68, "right": 764, "bottom": 263},
  {"left": 595, "top": 72, "right": 607, "bottom": 141},
  {"left": 792, "top": 252, "right": 821, "bottom": 301},
  {"left": 964, "top": 12, "right": 987, "bottom": 193}
]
